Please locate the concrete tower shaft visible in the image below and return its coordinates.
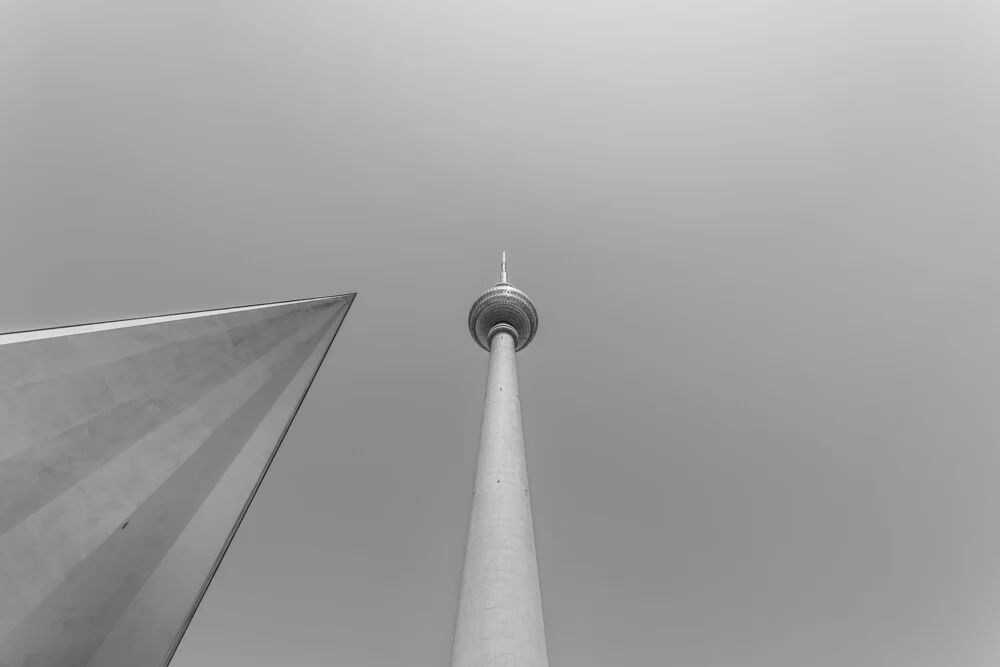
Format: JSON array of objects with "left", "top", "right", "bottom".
[{"left": 453, "top": 255, "right": 548, "bottom": 667}]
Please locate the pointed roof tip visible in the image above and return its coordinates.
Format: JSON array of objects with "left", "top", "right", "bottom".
[{"left": 0, "top": 291, "right": 359, "bottom": 346}]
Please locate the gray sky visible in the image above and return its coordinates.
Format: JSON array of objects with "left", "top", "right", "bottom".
[{"left": 3, "top": 1, "right": 1000, "bottom": 665}]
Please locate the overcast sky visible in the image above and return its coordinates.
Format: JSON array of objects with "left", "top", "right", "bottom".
[{"left": 3, "top": 1, "right": 1000, "bottom": 665}]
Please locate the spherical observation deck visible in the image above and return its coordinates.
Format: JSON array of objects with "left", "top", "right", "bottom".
[{"left": 468, "top": 252, "right": 539, "bottom": 352}]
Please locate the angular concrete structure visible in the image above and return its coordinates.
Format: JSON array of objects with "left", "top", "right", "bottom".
[
  {"left": 452, "top": 254, "right": 548, "bottom": 667},
  {"left": 0, "top": 293, "right": 354, "bottom": 667}
]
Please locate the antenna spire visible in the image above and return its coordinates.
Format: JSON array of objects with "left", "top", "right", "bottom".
[{"left": 500, "top": 251, "right": 508, "bottom": 283}]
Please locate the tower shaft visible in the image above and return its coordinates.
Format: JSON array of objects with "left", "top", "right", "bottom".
[{"left": 452, "top": 331, "right": 548, "bottom": 667}]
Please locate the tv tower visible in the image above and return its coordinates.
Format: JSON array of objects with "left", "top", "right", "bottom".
[{"left": 452, "top": 252, "right": 548, "bottom": 666}]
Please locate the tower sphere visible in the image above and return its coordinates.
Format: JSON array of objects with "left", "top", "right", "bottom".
[{"left": 468, "top": 252, "right": 539, "bottom": 352}]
